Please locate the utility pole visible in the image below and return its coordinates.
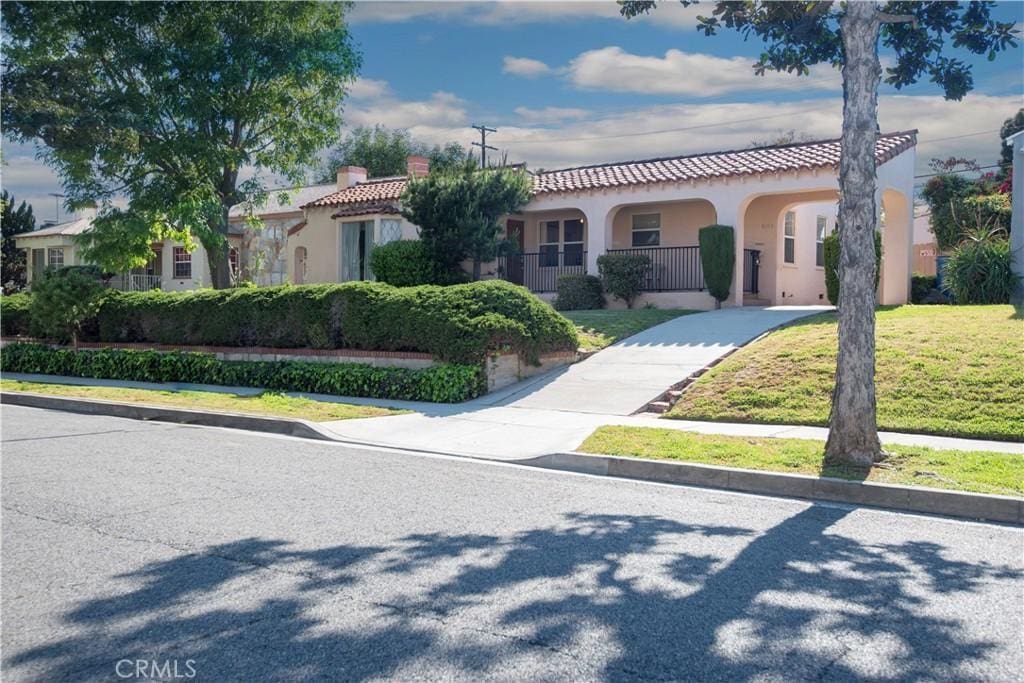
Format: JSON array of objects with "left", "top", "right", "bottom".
[
  {"left": 48, "top": 193, "right": 64, "bottom": 223},
  {"left": 471, "top": 124, "right": 497, "bottom": 168}
]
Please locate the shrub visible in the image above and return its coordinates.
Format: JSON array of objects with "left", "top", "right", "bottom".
[
  {"left": 29, "top": 268, "right": 105, "bottom": 343},
  {"left": 823, "top": 229, "right": 882, "bottom": 306},
  {"left": 91, "top": 279, "right": 576, "bottom": 365},
  {"left": 0, "top": 343, "right": 485, "bottom": 403},
  {"left": 942, "top": 236, "right": 1017, "bottom": 304},
  {"left": 1, "top": 293, "right": 32, "bottom": 336},
  {"left": 910, "top": 273, "right": 938, "bottom": 304},
  {"left": 597, "top": 253, "right": 650, "bottom": 309},
  {"left": 370, "top": 240, "right": 438, "bottom": 287},
  {"left": 698, "top": 224, "right": 735, "bottom": 307},
  {"left": 554, "top": 274, "right": 604, "bottom": 311}
]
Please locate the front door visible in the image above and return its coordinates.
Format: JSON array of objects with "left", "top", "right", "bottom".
[{"left": 505, "top": 219, "right": 525, "bottom": 285}]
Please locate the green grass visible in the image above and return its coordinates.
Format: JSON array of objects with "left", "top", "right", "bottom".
[
  {"left": 0, "top": 379, "right": 406, "bottom": 422},
  {"left": 563, "top": 309, "right": 697, "bottom": 352},
  {"left": 667, "top": 305, "right": 1024, "bottom": 441},
  {"left": 580, "top": 426, "right": 1023, "bottom": 497}
]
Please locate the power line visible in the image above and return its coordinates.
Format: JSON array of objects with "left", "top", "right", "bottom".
[
  {"left": 471, "top": 124, "right": 498, "bottom": 168},
  {"left": 913, "top": 161, "right": 1009, "bottom": 179}
]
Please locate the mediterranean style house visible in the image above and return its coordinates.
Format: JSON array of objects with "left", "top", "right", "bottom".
[
  {"left": 294, "top": 131, "right": 917, "bottom": 308},
  {"left": 16, "top": 131, "right": 917, "bottom": 309}
]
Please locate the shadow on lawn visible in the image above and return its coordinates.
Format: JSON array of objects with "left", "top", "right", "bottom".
[{"left": 7, "top": 508, "right": 1016, "bottom": 681}]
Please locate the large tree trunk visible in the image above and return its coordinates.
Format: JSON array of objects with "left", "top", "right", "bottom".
[
  {"left": 207, "top": 204, "right": 232, "bottom": 289},
  {"left": 825, "top": 2, "right": 883, "bottom": 467}
]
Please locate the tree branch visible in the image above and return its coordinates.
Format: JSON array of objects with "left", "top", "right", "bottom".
[{"left": 877, "top": 13, "right": 917, "bottom": 27}]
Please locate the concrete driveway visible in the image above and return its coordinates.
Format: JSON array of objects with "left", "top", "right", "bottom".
[{"left": 3, "top": 406, "right": 1021, "bottom": 682}]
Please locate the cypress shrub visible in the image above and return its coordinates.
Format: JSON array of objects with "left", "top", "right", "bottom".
[
  {"left": 823, "top": 229, "right": 882, "bottom": 306},
  {"left": 698, "top": 224, "right": 735, "bottom": 308},
  {"left": 554, "top": 274, "right": 604, "bottom": 311}
]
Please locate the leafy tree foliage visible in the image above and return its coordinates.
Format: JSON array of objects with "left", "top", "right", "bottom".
[
  {"left": 621, "top": 0, "right": 1018, "bottom": 466},
  {"left": 1, "top": 191, "right": 36, "bottom": 293},
  {"left": 401, "top": 159, "right": 532, "bottom": 280},
  {"left": 29, "top": 267, "right": 105, "bottom": 345},
  {"left": 999, "top": 108, "right": 1024, "bottom": 176},
  {"left": 1, "top": 1, "right": 361, "bottom": 288},
  {"left": 318, "top": 126, "right": 469, "bottom": 182}
]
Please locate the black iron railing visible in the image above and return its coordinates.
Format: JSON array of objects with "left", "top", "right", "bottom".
[
  {"left": 605, "top": 245, "right": 704, "bottom": 291},
  {"left": 743, "top": 249, "right": 760, "bottom": 294},
  {"left": 498, "top": 251, "right": 587, "bottom": 292}
]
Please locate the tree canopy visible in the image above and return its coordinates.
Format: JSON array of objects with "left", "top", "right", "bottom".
[
  {"left": 401, "top": 159, "right": 532, "bottom": 280},
  {"left": 318, "top": 126, "right": 470, "bottom": 182},
  {"left": 1, "top": 191, "right": 36, "bottom": 293},
  {"left": 1, "top": 0, "right": 361, "bottom": 288}
]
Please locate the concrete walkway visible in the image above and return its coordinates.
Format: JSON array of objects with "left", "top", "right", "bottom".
[{"left": 502, "top": 306, "right": 830, "bottom": 415}]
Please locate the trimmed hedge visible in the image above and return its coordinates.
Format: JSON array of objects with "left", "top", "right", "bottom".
[
  {"left": 370, "top": 240, "right": 438, "bottom": 287},
  {"left": 0, "top": 343, "right": 485, "bottom": 403},
  {"left": 1, "top": 293, "right": 32, "bottom": 336},
  {"left": 554, "top": 274, "right": 604, "bottom": 311},
  {"left": 82, "top": 279, "right": 575, "bottom": 365}
]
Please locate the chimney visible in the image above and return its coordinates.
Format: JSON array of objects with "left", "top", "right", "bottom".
[
  {"left": 336, "top": 165, "right": 368, "bottom": 190},
  {"left": 406, "top": 155, "right": 429, "bottom": 177}
]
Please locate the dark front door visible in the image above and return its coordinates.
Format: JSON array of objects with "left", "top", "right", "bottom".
[{"left": 506, "top": 219, "right": 525, "bottom": 285}]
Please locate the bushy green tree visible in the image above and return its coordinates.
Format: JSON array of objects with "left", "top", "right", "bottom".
[
  {"left": 697, "top": 224, "right": 735, "bottom": 308},
  {"left": 401, "top": 159, "right": 532, "bottom": 280},
  {"left": 318, "top": 126, "right": 469, "bottom": 181},
  {"left": 29, "top": 267, "right": 105, "bottom": 345},
  {"left": 2, "top": 1, "right": 361, "bottom": 288},
  {"left": 621, "top": 0, "right": 1018, "bottom": 466},
  {"left": 597, "top": 253, "right": 650, "bottom": 309},
  {"left": 1, "top": 190, "right": 35, "bottom": 293}
]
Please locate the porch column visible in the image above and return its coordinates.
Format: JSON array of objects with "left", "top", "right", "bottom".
[
  {"left": 583, "top": 201, "right": 615, "bottom": 276},
  {"left": 711, "top": 197, "right": 744, "bottom": 307}
]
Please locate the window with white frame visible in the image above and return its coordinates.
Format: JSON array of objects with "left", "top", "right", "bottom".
[
  {"left": 46, "top": 247, "right": 65, "bottom": 268},
  {"left": 815, "top": 215, "right": 827, "bottom": 267},
  {"left": 783, "top": 211, "right": 796, "bottom": 264},
  {"left": 539, "top": 218, "right": 584, "bottom": 267},
  {"left": 173, "top": 247, "right": 192, "bottom": 279},
  {"left": 631, "top": 213, "right": 660, "bottom": 247}
]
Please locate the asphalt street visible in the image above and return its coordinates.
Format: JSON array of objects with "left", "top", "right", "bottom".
[{"left": 2, "top": 405, "right": 1022, "bottom": 682}]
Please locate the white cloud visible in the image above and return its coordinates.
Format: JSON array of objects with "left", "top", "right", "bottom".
[
  {"left": 502, "top": 56, "right": 552, "bottom": 78},
  {"left": 345, "top": 89, "right": 469, "bottom": 130},
  {"left": 513, "top": 106, "right": 589, "bottom": 124},
  {"left": 565, "top": 46, "right": 841, "bottom": 97},
  {"left": 348, "top": 78, "right": 392, "bottom": 100}
]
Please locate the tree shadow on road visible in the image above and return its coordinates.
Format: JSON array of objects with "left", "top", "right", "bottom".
[{"left": 6, "top": 507, "right": 1018, "bottom": 681}]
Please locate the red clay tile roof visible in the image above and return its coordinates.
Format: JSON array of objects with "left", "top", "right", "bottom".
[
  {"left": 286, "top": 221, "right": 307, "bottom": 236},
  {"left": 531, "top": 130, "right": 917, "bottom": 195},
  {"left": 303, "top": 177, "right": 406, "bottom": 209},
  {"left": 303, "top": 131, "right": 917, "bottom": 208}
]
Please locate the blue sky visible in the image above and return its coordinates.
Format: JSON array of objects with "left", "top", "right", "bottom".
[{"left": 4, "top": 0, "right": 1022, "bottom": 223}]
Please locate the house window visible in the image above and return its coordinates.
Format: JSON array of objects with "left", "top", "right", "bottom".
[
  {"left": 631, "top": 213, "right": 660, "bottom": 247},
  {"left": 539, "top": 218, "right": 584, "bottom": 267},
  {"left": 46, "top": 247, "right": 65, "bottom": 268},
  {"left": 229, "top": 247, "right": 239, "bottom": 278},
  {"left": 379, "top": 218, "right": 402, "bottom": 245},
  {"left": 815, "top": 215, "right": 827, "bottom": 267},
  {"left": 783, "top": 211, "right": 796, "bottom": 264},
  {"left": 173, "top": 247, "right": 192, "bottom": 279}
]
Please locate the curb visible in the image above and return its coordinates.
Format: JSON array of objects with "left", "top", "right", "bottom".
[
  {"left": 1, "top": 392, "right": 335, "bottom": 442},
  {"left": 519, "top": 451, "right": 1023, "bottom": 525}
]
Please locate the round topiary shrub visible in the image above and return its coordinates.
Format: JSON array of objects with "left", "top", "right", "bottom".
[
  {"left": 597, "top": 253, "right": 650, "bottom": 308},
  {"left": 554, "top": 274, "right": 604, "bottom": 311}
]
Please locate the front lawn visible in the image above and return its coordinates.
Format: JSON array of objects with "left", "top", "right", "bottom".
[
  {"left": 579, "top": 426, "right": 1023, "bottom": 497},
  {"left": 0, "top": 379, "right": 405, "bottom": 422},
  {"left": 563, "top": 309, "right": 697, "bottom": 352},
  {"left": 667, "top": 305, "right": 1024, "bottom": 441}
]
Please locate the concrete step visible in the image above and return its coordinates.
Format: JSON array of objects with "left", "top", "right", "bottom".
[
  {"left": 647, "top": 401, "right": 672, "bottom": 414},
  {"left": 666, "top": 390, "right": 683, "bottom": 399}
]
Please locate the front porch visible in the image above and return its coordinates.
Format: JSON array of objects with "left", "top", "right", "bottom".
[{"left": 498, "top": 245, "right": 761, "bottom": 297}]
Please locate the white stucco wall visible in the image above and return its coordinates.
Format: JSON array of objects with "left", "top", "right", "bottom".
[{"left": 774, "top": 202, "right": 837, "bottom": 305}]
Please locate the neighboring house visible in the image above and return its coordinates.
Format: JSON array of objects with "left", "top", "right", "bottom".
[
  {"left": 296, "top": 131, "right": 917, "bottom": 308},
  {"left": 911, "top": 206, "right": 938, "bottom": 276},
  {"left": 15, "top": 183, "right": 335, "bottom": 291}
]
